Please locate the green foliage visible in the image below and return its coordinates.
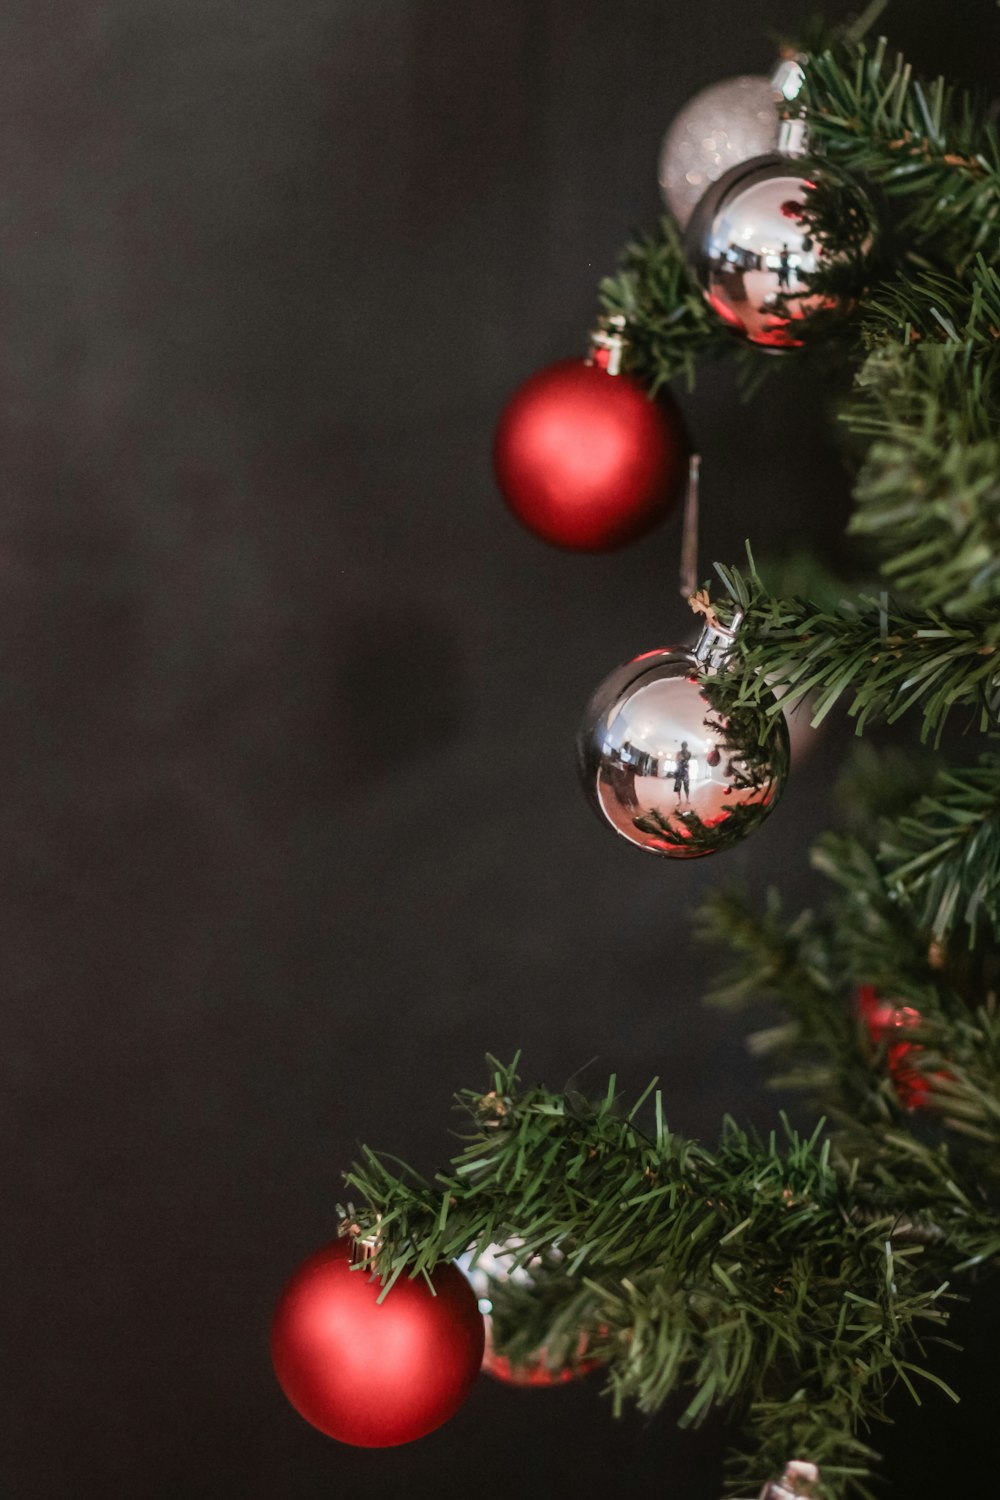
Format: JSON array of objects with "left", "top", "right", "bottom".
[
  {"left": 801, "top": 39, "right": 1000, "bottom": 273},
  {"left": 598, "top": 215, "right": 728, "bottom": 391},
  {"left": 633, "top": 799, "right": 772, "bottom": 853},
  {"left": 345, "top": 1060, "right": 981, "bottom": 1499},
  {"left": 772, "top": 0, "right": 890, "bottom": 60},
  {"left": 879, "top": 758, "right": 1000, "bottom": 941},
  {"left": 846, "top": 265, "right": 1000, "bottom": 614},
  {"left": 754, "top": 549, "right": 864, "bottom": 613},
  {"left": 341, "top": 27, "right": 1000, "bottom": 1499},
  {"left": 712, "top": 558, "right": 1000, "bottom": 741}
]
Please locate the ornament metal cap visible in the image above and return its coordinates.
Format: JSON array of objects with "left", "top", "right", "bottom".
[
  {"left": 340, "top": 1215, "right": 382, "bottom": 1267},
  {"left": 688, "top": 593, "right": 745, "bottom": 671},
  {"left": 776, "top": 115, "right": 809, "bottom": 157},
  {"left": 587, "top": 313, "right": 628, "bottom": 375},
  {"left": 759, "top": 1460, "right": 821, "bottom": 1500}
]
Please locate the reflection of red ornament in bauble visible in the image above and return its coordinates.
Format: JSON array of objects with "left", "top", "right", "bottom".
[
  {"left": 271, "top": 1239, "right": 485, "bottom": 1447},
  {"left": 493, "top": 359, "right": 690, "bottom": 550},
  {"left": 482, "top": 1324, "right": 598, "bottom": 1388},
  {"left": 857, "top": 985, "right": 934, "bottom": 1110}
]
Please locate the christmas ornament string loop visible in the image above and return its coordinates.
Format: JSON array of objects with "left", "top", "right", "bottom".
[
  {"left": 587, "top": 312, "right": 628, "bottom": 375},
  {"left": 679, "top": 453, "right": 701, "bottom": 601}
]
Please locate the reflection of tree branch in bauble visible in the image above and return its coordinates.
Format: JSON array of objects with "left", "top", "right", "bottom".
[{"left": 633, "top": 801, "right": 773, "bottom": 855}]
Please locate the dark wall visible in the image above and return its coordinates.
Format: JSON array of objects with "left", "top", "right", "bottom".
[{"left": 4, "top": 3, "right": 999, "bottom": 1496}]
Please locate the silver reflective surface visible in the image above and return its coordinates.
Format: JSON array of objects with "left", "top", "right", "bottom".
[
  {"left": 684, "top": 153, "right": 876, "bottom": 348},
  {"left": 577, "top": 647, "right": 789, "bottom": 858},
  {"left": 658, "top": 74, "right": 778, "bottom": 230}
]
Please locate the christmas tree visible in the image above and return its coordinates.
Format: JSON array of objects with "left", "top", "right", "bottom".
[{"left": 292, "top": 26, "right": 1000, "bottom": 1500}]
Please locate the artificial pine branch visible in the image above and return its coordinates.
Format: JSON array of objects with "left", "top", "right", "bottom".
[
  {"left": 345, "top": 1062, "right": 986, "bottom": 1500},
  {"left": 845, "top": 264, "right": 1000, "bottom": 613},
  {"left": 801, "top": 39, "right": 1000, "bottom": 271},
  {"left": 340, "top": 25, "right": 1000, "bottom": 1497},
  {"left": 878, "top": 757, "right": 1000, "bottom": 941},
  {"left": 711, "top": 561, "right": 1000, "bottom": 741},
  {"left": 599, "top": 215, "right": 730, "bottom": 390}
]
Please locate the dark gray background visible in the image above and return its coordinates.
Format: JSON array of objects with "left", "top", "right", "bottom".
[{"left": 4, "top": 3, "right": 998, "bottom": 1496}]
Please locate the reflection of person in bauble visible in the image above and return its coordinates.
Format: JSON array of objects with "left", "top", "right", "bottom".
[
  {"left": 777, "top": 242, "right": 792, "bottom": 290},
  {"left": 673, "top": 741, "right": 691, "bottom": 802}
]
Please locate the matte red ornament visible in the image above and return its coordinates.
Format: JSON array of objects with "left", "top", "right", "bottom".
[
  {"left": 857, "top": 985, "right": 934, "bottom": 1110},
  {"left": 271, "top": 1238, "right": 485, "bottom": 1447},
  {"left": 493, "top": 358, "right": 690, "bottom": 551}
]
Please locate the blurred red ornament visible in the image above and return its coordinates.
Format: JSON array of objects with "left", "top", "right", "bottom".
[
  {"left": 271, "top": 1238, "right": 484, "bottom": 1447},
  {"left": 857, "top": 985, "right": 933, "bottom": 1110},
  {"left": 482, "top": 1325, "right": 598, "bottom": 1388},
  {"left": 483, "top": 1350, "right": 593, "bottom": 1387},
  {"left": 493, "top": 354, "right": 690, "bottom": 551}
]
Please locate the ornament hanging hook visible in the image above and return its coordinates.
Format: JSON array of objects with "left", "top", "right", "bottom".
[
  {"left": 773, "top": 51, "right": 808, "bottom": 158},
  {"left": 587, "top": 312, "right": 628, "bottom": 375},
  {"left": 776, "top": 114, "right": 809, "bottom": 157},
  {"left": 679, "top": 453, "right": 701, "bottom": 601},
  {"left": 688, "top": 588, "right": 745, "bottom": 670}
]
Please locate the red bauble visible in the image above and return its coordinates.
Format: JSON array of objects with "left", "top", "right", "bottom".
[
  {"left": 493, "top": 359, "right": 690, "bottom": 550},
  {"left": 271, "top": 1239, "right": 485, "bottom": 1447},
  {"left": 857, "top": 985, "right": 932, "bottom": 1110}
]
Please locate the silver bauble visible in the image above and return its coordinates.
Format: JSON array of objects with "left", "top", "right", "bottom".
[
  {"left": 577, "top": 644, "right": 789, "bottom": 858},
  {"left": 457, "top": 1242, "right": 537, "bottom": 1313},
  {"left": 659, "top": 75, "right": 778, "bottom": 229},
  {"left": 684, "top": 147, "right": 878, "bottom": 349},
  {"left": 456, "top": 1242, "right": 594, "bottom": 1386}
]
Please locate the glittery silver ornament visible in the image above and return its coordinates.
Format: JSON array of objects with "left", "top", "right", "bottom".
[
  {"left": 576, "top": 622, "right": 789, "bottom": 858},
  {"left": 684, "top": 121, "right": 878, "bottom": 349},
  {"left": 658, "top": 74, "right": 778, "bottom": 230}
]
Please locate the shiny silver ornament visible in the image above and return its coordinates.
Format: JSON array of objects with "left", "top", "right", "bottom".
[
  {"left": 457, "top": 1241, "right": 538, "bottom": 1314},
  {"left": 684, "top": 121, "right": 878, "bottom": 349},
  {"left": 457, "top": 1242, "right": 595, "bottom": 1386},
  {"left": 576, "top": 623, "right": 789, "bottom": 858},
  {"left": 759, "top": 1460, "right": 821, "bottom": 1500},
  {"left": 658, "top": 75, "right": 778, "bottom": 230}
]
